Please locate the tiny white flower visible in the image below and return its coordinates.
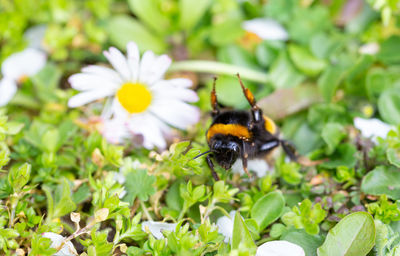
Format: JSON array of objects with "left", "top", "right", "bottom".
[
  {"left": 256, "top": 240, "right": 305, "bottom": 256},
  {"left": 141, "top": 221, "right": 177, "bottom": 239},
  {"left": 359, "top": 42, "right": 380, "bottom": 55},
  {"left": 354, "top": 117, "right": 393, "bottom": 141},
  {"left": 24, "top": 25, "right": 47, "bottom": 50},
  {"left": 231, "top": 159, "right": 270, "bottom": 177},
  {"left": 242, "top": 18, "right": 289, "bottom": 41},
  {"left": 216, "top": 210, "right": 236, "bottom": 243},
  {"left": 0, "top": 78, "right": 17, "bottom": 107},
  {"left": 0, "top": 26, "right": 47, "bottom": 107},
  {"left": 68, "top": 42, "right": 200, "bottom": 149},
  {"left": 1, "top": 48, "right": 47, "bottom": 81},
  {"left": 42, "top": 232, "right": 77, "bottom": 256}
]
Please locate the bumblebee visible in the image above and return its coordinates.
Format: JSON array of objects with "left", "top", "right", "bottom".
[{"left": 199, "top": 74, "right": 296, "bottom": 180}]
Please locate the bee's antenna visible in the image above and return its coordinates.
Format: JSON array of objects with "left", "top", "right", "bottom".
[
  {"left": 237, "top": 73, "right": 256, "bottom": 107},
  {"left": 193, "top": 150, "right": 212, "bottom": 159},
  {"left": 211, "top": 76, "right": 219, "bottom": 116}
]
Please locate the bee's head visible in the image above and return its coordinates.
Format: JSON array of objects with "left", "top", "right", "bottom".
[{"left": 211, "top": 139, "right": 240, "bottom": 170}]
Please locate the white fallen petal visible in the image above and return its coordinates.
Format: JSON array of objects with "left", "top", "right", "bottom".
[
  {"left": 359, "top": 42, "right": 380, "bottom": 55},
  {"left": 42, "top": 232, "right": 77, "bottom": 256},
  {"left": 0, "top": 78, "right": 17, "bottom": 107},
  {"left": 141, "top": 221, "right": 177, "bottom": 239},
  {"left": 256, "top": 241, "right": 305, "bottom": 256},
  {"left": 216, "top": 211, "right": 236, "bottom": 243},
  {"left": 231, "top": 158, "right": 270, "bottom": 178},
  {"left": 354, "top": 117, "right": 393, "bottom": 140},
  {"left": 1, "top": 48, "right": 47, "bottom": 80},
  {"left": 243, "top": 18, "right": 289, "bottom": 41}
]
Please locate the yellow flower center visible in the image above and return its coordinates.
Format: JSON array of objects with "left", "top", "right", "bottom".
[{"left": 116, "top": 82, "right": 152, "bottom": 113}]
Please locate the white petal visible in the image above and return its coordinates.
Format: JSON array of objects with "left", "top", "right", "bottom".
[
  {"left": 0, "top": 78, "right": 17, "bottom": 107},
  {"left": 2, "top": 48, "right": 47, "bottom": 80},
  {"left": 103, "top": 47, "right": 131, "bottom": 81},
  {"left": 150, "top": 100, "right": 200, "bottom": 129},
  {"left": 143, "top": 55, "right": 172, "bottom": 85},
  {"left": 354, "top": 117, "right": 393, "bottom": 140},
  {"left": 216, "top": 211, "right": 236, "bottom": 243},
  {"left": 141, "top": 221, "right": 177, "bottom": 239},
  {"left": 152, "top": 80, "right": 199, "bottom": 102},
  {"left": 138, "top": 50, "right": 156, "bottom": 84},
  {"left": 42, "top": 232, "right": 77, "bottom": 256},
  {"left": 128, "top": 114, "right": 167, "bottom": 149},
  {"left": 256, "top": 241, "right": 305, "bottom": 256},
  {"left": 167, "top": 78, "right": 193, "bottom": 88},
  {"left": 231, "top": 159, "right": 270, "bottom": 178},
  {"left": 243, "top": 18, "right": 289, "bottom": 41},
  {"left": 68, "top": 73, "right": 120, "bottom": 91},
  {"left": 102, "top": 116, "right": 131, "bottom": 144},
  {"left": 68, "top": 89, "right": 113, "bottom": 108},
  {"left": 24, "top": 25, "right": 47, "bottom": 50},
  {"left": 81, "top": 65, "right": 123, "bottom": 84},
  {"left": 127, "top": 42, "right": 140, "bottom": 82}
]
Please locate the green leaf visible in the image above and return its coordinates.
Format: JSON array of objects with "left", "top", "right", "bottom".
[
  {"left": 128, "top": 0, "right": 170, "bottom": 35},
  {"left": 288, "top": 44, "right": 327, "bottom": 77},
  {"left": 41, "top": 129, "right": 59, "bottom": 152},
  {"left": 378, "top": 88, "right": 400, "bottom": 125},
  {"left": 106, "top": 15, "right": 167, "bottom": 53},
  {"left": 318, "top": 67, "right": 344, "bottom": 102},
  {"left": 5, "top": 121, "right": 24, "bottom": 135},
  {"left": 8, "top": 163, "right": 31, "bottom": 193},
  {"left": 53, "top": 179, "right": 77, "bottom": 218},
  {"left": 377, "top": 36, "right": 400, "bottom": 65},
  {"left": 232, "top": 212, "right": 257, "bottom": 252},
  {"left": 319, "top": 143, "right": 357, "bottom": 169},
  {"left": 251, "top": 191, "right": 285, "bottom": 231},
  {"left": 387, "top": 148, "right": 400, "bottom": 168},
  {"left": 321, "top": 123, "right": 346, "bottom": 155},
  {"left": 281, "top": 228, "right": 324, "bottom": 256},
  {"left": 361, "top": 166, "right": 400, "bottom": 200},
  {"left": 317, "top": 212, "right": 375, "bottom": 256},
  {"left": 179, "top": 0, "right": 212, "bottom": 31},
  {"left": 268, "top": 52, "right": 306, "bottom": 89},
  {"left": 210, "top": 19, "right": 245, "bottom": 46},
  {"left": 124, "top": 169, "right": 156, "bottom": 203}
]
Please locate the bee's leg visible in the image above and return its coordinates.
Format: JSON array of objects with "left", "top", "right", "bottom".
[
  {"left": 280, "top": 140, "right": 297, "bottom": 161},
  {"left": 206, "top": 154, "right": 220, "bottom": 181},
  {"left": 241, "top": 141, "right": 253, "bottom": 179},
  {"left": 211, "top": 77, "right": 220, "bottom": 118},
  {"left": 237, "top": 73, "right": 262, "bottom": 123}
]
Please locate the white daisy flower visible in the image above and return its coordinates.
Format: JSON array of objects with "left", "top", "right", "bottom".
[
  {"left": 256, "top": 241, "right": 305, "bottom": 256},
  {"left": 242, "top": 18, "right": 289, "bottom": 41},
  {"left": 354, "top": 117, "right": 393, "bottom": 141},
  {"left": 231, "top": 158, "right": 270, "bottom": 178},
  {"left": 42, "top": 232, "right": 78, "bottom": 256},
  {"left": 0, "top": 48, "right": 47, "bottom": 107},
  {"left": 141, "top": 221, "right": 177, "bottom": 239},
  {"left": 68, "top": 42, "right": 200, "bottom": 149}
]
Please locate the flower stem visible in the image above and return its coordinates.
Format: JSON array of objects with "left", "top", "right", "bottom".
[
  {"left": 169, "top": 60, "right": 269, "bottom": 84},
  {"left": 140, "top": 201, "right": 153, "bottom": 221}
]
